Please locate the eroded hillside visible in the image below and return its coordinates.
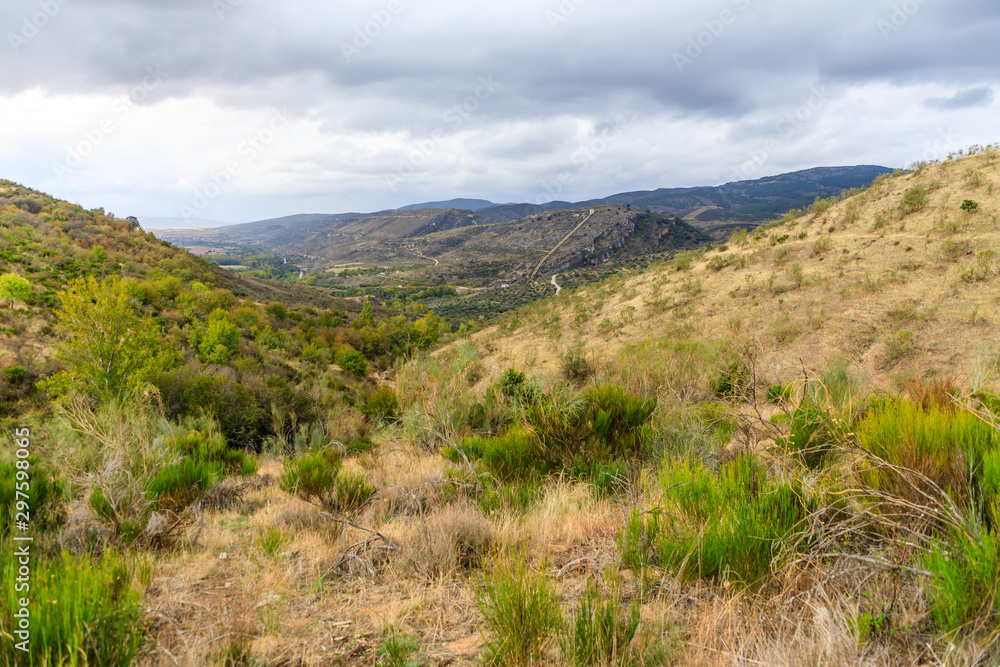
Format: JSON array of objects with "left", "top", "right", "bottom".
[{"left": 471, "top": 151, "right": 1000, "bottom": 390}]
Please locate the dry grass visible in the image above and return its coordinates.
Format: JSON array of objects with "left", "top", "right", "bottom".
[{"left": 469, "top": 151, "right": 1000, "bottom": 393}]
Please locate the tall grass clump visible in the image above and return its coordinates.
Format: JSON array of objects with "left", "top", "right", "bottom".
[
  {"left": 0, "top": 456, "right": 66, "bottom": 538},
  {"left": 923, "top": 527, "right": 1000, "bottom": 632},
  {"left": 855, "top": 398, "right": 999, "bottom": 508},
  {"left": 0, "top": 549, "right": 146, "bottom": 666},
  {"left": 475, "top": 556, "right": 563, "bottom": 666},
  {"left": 622, "top": 455, "right": 812, "bottom": 587},
  {"left": 560, "top": 582, "right": 641, "bottom": 666}
]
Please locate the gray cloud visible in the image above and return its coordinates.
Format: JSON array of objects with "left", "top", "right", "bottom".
[
  {"left": 0, "top": 0, "right": 998, "bottom": 221},
  {"left": 923, "top": 86, "right": 994, "bottom": 110}
]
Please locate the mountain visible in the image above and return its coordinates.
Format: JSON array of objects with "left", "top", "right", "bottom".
[
  {"left": 399, "top": 198, "right": 496, "bottom": 211},
  {"left": 157, "top": 166, "right": 892, "bottom": 287},
  {"left": 468, "top": 154, "right": 997, "bottom": 389}
]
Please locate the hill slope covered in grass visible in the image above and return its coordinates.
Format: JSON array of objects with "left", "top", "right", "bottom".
[
  {"left": 471, "top": 150, "right": 999, "bottom": 389},
  {"left": 3, "top": 151, "right": 1000, "bottom": 666}
]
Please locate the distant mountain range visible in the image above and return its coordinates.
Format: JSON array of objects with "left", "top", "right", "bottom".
[{"left": 156, "top": 165, "right": 892, "bottom": 285}]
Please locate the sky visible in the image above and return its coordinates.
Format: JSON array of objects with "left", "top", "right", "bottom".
[{"left": 0, "top": 0, "right": 998, "bottom": 225}]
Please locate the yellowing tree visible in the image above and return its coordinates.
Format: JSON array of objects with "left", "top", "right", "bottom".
[
  {"left": 51, "top": 275, "right": 169, "bottom": 402},
  {"left": 0, "top": 272, "right": 31, "bottom": 308}
]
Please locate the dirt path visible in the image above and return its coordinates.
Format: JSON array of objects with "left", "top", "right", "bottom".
[
  {"left": 406, "top": 250, "right": 439, "bottom": 266},
  {"left": 529, "top": 209, "right": 595, "bottom": 280},
  {"left": 551, "top": 274, "right": 561, "bottom": 296}
]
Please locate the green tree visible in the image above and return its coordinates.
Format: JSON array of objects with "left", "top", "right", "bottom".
[
  {"left": 199, "top": 309, "right": 240, "bottom": 364},
  {"left": 358, "top": 299, "right": 374, "bottom": 328},
  {"left": 50, "top": 275, "right": 169, "bottom": 402},
  {"left": 0, "top": 273, "right": 31, "bottom": 308}
]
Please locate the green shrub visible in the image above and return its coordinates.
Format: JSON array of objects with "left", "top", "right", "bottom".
[
  {"left": 363, "top": 386, "right": 399, "bottom": 423},
  {"left": 377, "top": 627, "right": 422, "bottom": 667},
  {"left": 198, "top": 309, "right": 241, "bottom": 364},
  {"left": 961, "top": 199, "right": 980, "bottom": 214},
  {"left": 475, "top": 556, "right": 563, "bottom": 666},
  {"left": 923, "top": 528, "right": 1000, "bottom": 632},
  {"left": 900, "top": 186, "right": 929, "bottom": 214},
  {"left": 623, "top": 456, "right": 812, "bottom": 587},
  {"left": 4, "top": 366, "right": 28, "bottom": 383},
  {"left": 0, "top": 456, "right": 67, "bottom": 538},
  {"left": 766, "top": 384, "right": 794, "bottom": 403},
  {"left": 279, "top": 448, "right": 342, "bottom": 505},
  {"left": 336, "top": 348, "right": 369, "bottom": 378},
  {"left": 709, "top": 359, "right": 753, "bottom": 399},
  {"left": 560, "top": 347, "right": 593, "bottom": 383},
  {"left": 586, "top": 385, "right": 656, "bottom": 460},
  {"left": 775, "top": 402, "right": 839, "bottom": 469},
  {"left": 334, "top": 471, "right": 375, "bottom": 513},
  {"left": 0, "top": 549, "right": 146, "bottom": 666},
  {"left": 148, "top": 458, "right": 217, "bottom": 512},
  {"left": 856, "top": 399, "right": 999, "bottom": 508},
  {"left": 477, "top": 477, "right": 544, "bottom": 515},
  {"left": 560, "top": 582, "right": 641, "bottom": 666},
  {"left": 497, "top": 367, "right": 541, "bottom": 403},
  {"left": 255, "top": 525, "right": 290, "bottom": 558}
]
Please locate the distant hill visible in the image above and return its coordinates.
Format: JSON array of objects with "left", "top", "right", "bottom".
[{"left": 399, "top": 198, "right": 495, "bottom": 211}]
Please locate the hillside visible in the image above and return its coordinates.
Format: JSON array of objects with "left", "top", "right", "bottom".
[{"left": 468, "top": 152, "right": 998, "bottom": 391}]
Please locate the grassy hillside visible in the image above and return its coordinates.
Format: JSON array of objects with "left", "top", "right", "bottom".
[
  {"left": 3, "top": 151, "right": 1000, "bottom": 666},
  {"left": 472, "top": 153, "right": 998, "bottom": 388}
]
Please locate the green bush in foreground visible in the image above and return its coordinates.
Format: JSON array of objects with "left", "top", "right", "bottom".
[
  {"left": 0, "top": 456, "right": 67, "bottom": 538},
  {"left": 475, "top": 556, "right": 563, "bottom": 666},
  {"left": 923, "top": 528, "right": 1000, "bottom": 632},
  {"left": 622, "top": 455, "right": 812, "bottom": 587},
  {"left": 0, "top": 549, "right": 146, "bottom": 666},
  {"left": 279, "top": 448, "right": 374, "bottom": 514}
]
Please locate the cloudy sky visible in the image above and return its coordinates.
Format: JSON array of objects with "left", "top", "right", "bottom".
[{"left": 1, "top": 0, "right": 997, "bottom": 224}]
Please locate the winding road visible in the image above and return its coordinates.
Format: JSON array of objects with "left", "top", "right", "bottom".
[
  {"left": 551, "top": 274, "right": 561, "bottom": 296},
  {"left": 529, "top": 209, "right": 596, "bottom": 281}
]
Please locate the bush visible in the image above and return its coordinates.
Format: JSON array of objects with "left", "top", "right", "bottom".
[
  {"left": 923, "top": 528, "right": 1000, "bottom": 632},
  {"left": 900, "top": 186, "right": 929, "bottom": 214},
  {"left": 856, "top": 399, "right": 999, "bottom": 509},
  {"left": 586, "top": 385, "right": 656, "bottom": 460},
  {"left": 334, "top": 471, "right": 375, "bottom": 513},
  {"left": 961, "top": 199, "right": 980, "bottom": 214},
  {"left": 560, "top": 582, "right": 641, "bottom": 667},
  {"left": 0, "top": 456, "right": 67, "bottom": 538},
  {"left": 560, "top": 347, "right": 593, "bottom": 383},
  {"left": 775, "top": 401, "right": 839, "bottom": 469},
  {"left": 475, "top": 556, "right": 563, "bottom": 666},
  {"left": 363, "top": 386, "right": 399, "bottom": 423},
  {"left": 0, "top": 549, "right": 146, "bottom": 666},
  {"left": 709, "top": 359, "right": 753, "bottom": 399},
  {"left": 336, "top": 348, "right": 369, "bottom": 378},
  {"left": 279, "top": 448, "right": 342, "bottom": 505},
  {"left": 623, "top": 456, "right": 812, "bottom": 587},
  {"left": 147, "top": 458, "right": 217, "bottom": 512}
]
